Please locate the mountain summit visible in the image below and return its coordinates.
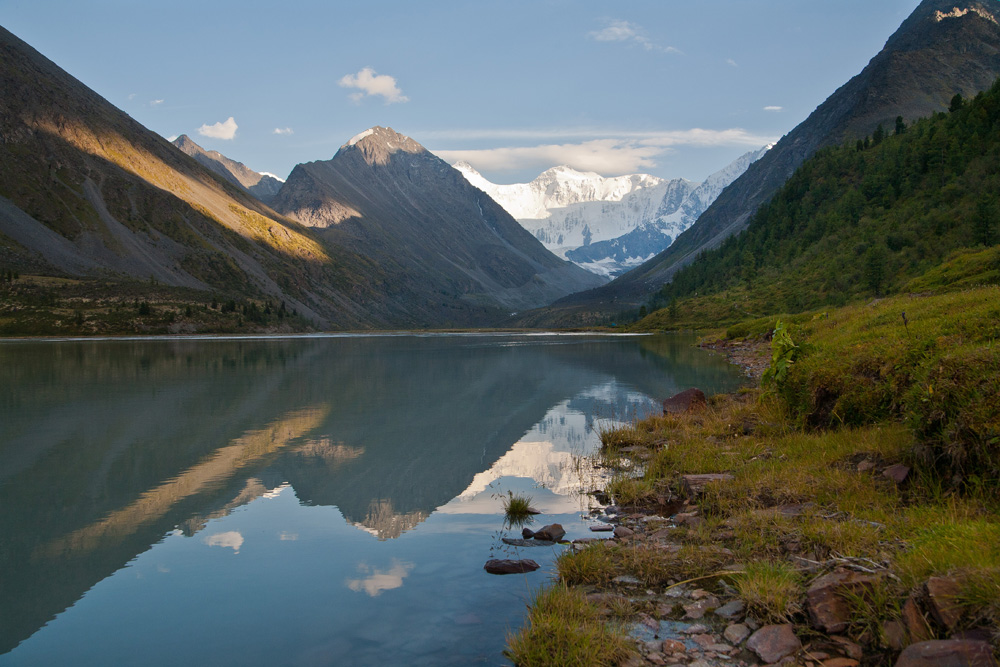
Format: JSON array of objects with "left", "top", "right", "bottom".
[
  {"left": 271, "top": 127, "right": 605, "bottom": 325},
  {"left": 548, "top": 0, "right": 1000, "bottom": 320},
  {"left": 172, "top": 134, "right": 283, "bottom": 203}
]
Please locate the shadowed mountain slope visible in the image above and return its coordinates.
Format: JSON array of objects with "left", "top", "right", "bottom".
[
  {"left": 271, "top": 127, "right": 606, "bottom": 326},
  {"left": 541, "top": 0, "right": 1000, "bottom": 323}
]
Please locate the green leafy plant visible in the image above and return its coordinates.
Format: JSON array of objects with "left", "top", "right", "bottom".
[{"left": 762, "top": 320, "right": 798, "bottom": 387}]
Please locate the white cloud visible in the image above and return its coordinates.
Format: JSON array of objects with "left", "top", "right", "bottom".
[
  {"left": 588, "top": 19, "right": 680, "bottom": 54},
  {"left": 204, "top": 531, "right": 244, "bottom": 553},
  {"left": 727, "top": 58, "right": 739, "bottom": 67},
  {"left": 345, "top": 560, "right": 415, "bottom": 597},
  {"left": 764, "top": 106, "right": 784, "bottom": 112},
  {"left": 339, "top": 67, "right": 409, "bottom": 104},
  {"left": 273, "top": 127, "right": 294, "bottom": 135},
  {"left": 128, "top": 93, "right": 136, "bottom": 100},
  {"left": 197, "top": 116, "right": 238, "bottom": 140},
  {"left": 432, "top": 128, "right": 775, "bottom": 176},
  {"left": 150, "top": 99, "right": 164, "bottom": 107}
]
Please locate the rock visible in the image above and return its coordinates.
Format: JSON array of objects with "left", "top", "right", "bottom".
[
  {"left": 895, "top": 639, "right": 997, "bottom": 667},
  {"left": 724, "top": 623, "right": 751, "bottom": 645},
  {"left": 902, "top": 596, "right": 934, "bottom": 644},
  {"left": 829, "top": 636, "right": 863, "bottom": 661},
  {"left": 715, "top": 599, "right": 745, "bottom": 619},
  {"left": 483, "top": 559, "right": 540, "bottom": 575},
  {"left": 884, "top": 619, "right": 907, "bottom": 651},
  {"left": 926, "top": 576, "right": 964, "bottom": 632},
  {"left": 590, "top": 523, "right": 614, "bottom": 532},
  {"left": 614, "top": 526, "right": 635, "bottom": 539},
  {"left": 683, "top": 600, "right": 715, "bottom": 619},
  {"left": 806, "top": 570, "right": 879, "bottom": 633},
  {"left": 525, "top": 506, "right": 541, "bottom": 515},
  {"left": 662, "top": 387, "right": 707, "bottom": 414},
  {"left": 521, "top": 527, "right": 534, "bottom": 538},
  {"left": 680, "top": 473, "right": 734, "bottom": 497},
  {"left": 613, "top": 575, "right": 643, "bottom": 586},
  {"left": 692, "top": 633, "right": 716, "bottom": 648},
  {"left": 501, "top": 537, "right": 554, "bottom": 547},
  {"left": 746, "top": 624, "right": 802, "bottom": 664},
  {"left": 681, "top": 623, "right": 711, "bottom": 634},
  {"left": 822, "top": 659, "right": 860, "bottom": 667},
  {"left": 883, "top": 464, "right": 911, "bottom": 485},
  {"left": 660, "top": 639, "right": 686, "bottom": 655},
  {"left": 857, "top": 459, "right": 876, "bottom": 473},
  {"left": 532, "top": 523, "right": 566, "bottom": 542},
  {"left": 690, "top": 588, "right": 712, "bottom": 600}
]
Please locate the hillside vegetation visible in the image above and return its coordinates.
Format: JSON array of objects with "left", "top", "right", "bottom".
[{"left": 643, "top": 81, "right": 1000, "bottom": 326}]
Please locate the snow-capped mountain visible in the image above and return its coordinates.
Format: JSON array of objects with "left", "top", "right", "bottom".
[{"left": 456, "top": 146, "right": 770, "bottom": 278}]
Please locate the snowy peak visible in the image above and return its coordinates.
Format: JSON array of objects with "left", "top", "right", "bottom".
[{"left": 338, "top": 126, "right": 424, "bottom": 165}]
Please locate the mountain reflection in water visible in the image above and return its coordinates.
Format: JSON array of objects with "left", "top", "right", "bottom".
[{"left": 0, "top": 333, "right": 746, "bottom": 661}]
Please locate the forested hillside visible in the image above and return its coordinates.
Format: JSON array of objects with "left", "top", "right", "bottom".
[{"left": 645, "top": 80, "right": 1000, "bottom": 324}]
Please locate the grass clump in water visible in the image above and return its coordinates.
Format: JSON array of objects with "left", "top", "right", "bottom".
[
  {"left": 504, "top": 584, "right": 636, "bottom": 667},
  {"left": 502, "top": 491, "right": 535, "bottom": 523}
]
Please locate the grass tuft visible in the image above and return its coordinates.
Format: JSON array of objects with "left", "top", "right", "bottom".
[
  {"left": 504, "top": 584, "right": 636, "bottom": 667},
  {"left": 733, "top": 561, "right": 803, "bottom": 624}
]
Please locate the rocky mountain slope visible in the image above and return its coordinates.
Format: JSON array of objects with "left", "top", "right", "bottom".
[
  {"left": 270, "top": 127, "right": 606, "bottom": 324},
  {"left": 457, "top": 149, "right": 769, "bottom": 278},
  {"left": 0, "top": 25, "right": 387, "bottom": 328},
  {"left": 173, "top": 134, "right": 283, "bottom": 203},
  {"left": 544, "top": 0, "right": 1000, "bottom": 321}
]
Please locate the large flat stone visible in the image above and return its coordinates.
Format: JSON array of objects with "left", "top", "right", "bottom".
[
  {"left": 895, "top": 639, "right": 997, "bottom": 667},
  {"left": 483, "top": 559, "right": 540, "bottom": 575}
]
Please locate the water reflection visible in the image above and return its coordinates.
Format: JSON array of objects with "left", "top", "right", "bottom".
[{"left": 0, "top": 334, "right": 745, "bottom": 662}]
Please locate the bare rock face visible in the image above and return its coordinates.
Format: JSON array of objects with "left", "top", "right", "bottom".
[
  {"left": 895, "top": 639, "right": 997, "bottom": 667},
  {"left": 663, "top": 388, "right": 707, "bottom": 414},
  {"left": 746, "top": 624, "right": 802, "bottom": 664},
  {"left": 483, "top": 559, "right": 540, "bottom": 575},
  {"left": 806, "top": 570, "right": 880, "bottom": 633}
]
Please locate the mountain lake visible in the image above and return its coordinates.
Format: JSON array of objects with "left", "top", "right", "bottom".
[{"left": 0, "top": 333, "right": 747, "bottom": 666}]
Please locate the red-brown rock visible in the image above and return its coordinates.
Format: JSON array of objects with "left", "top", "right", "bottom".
[
  {"left": 806, "top": 570, "right": 880, "bottom": 633},
  {"left": 895, "top": 639, "right": 997, "bottom": 667},
  {"left": 746, "top": 624, "right": 802, "bottom": 664},
  {"left": 902, "top": 596, "right": 934, "bottom": 644},
  {"left": 483, "top": 559, "right": 540, "bottom": 575},
  {"left": 926, "top": 576, "right": 964, "bottom": 632},
  {"left": 663, "top": 388, "right": 707, "bottom": 414}
]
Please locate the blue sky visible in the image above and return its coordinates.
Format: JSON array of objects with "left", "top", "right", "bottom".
[{"left": 2, "top": 0, "right": 922, "bottom": 184}]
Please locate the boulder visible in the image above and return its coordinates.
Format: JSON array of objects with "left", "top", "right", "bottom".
[
  {"left": 483, "top": 559, "right": 540, "bottom": 575},
  {"left": 590, "top": 523, "right": 614, "bottom": 532},
  {"left": 532, "top": 523, "right": 565, "bottom": 542},
  {"left": 663, "top": 388, "right": 707, "bottom": 414},
  {"left": 806, "top": 570, "right": 880, "bottom": 633},
  {"left": 613, "top": 526, "right": 635, "bottom": 539},
  {"left": 746, "top": 624, "right": 802, "bottom": 664},
  {"left": 521, "top": 527, "right": 534, "bottom": 539},
  {"left": 926, "top": 576, "right": 964, "bottom": 632},
  {"left": 895, "top": 639, "right": 997, "bottom": 667}
]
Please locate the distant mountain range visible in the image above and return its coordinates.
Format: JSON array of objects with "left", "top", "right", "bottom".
[
  {"left": 543, "top": 0, "right": 1000, "bottom": 323},
  {"left": 455, "top": 145, "right": 769, "bottom": 278}
]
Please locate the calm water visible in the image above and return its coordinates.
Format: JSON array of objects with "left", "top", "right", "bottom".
[{"left": 0, "top": 333, "right": 746, "bottom": 666}]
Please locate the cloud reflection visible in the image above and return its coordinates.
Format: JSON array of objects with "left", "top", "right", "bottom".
[{"left": 345, "top": 559, "right": 414, "bottom": 597}]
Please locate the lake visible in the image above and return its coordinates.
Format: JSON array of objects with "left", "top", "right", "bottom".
[{"left": 0, "top": 333, "right": 746, "bottom": 666}]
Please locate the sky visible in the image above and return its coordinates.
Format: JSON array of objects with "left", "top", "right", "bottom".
[{"left": 1, "top": 0, "right": 924, "bottom": 184}]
